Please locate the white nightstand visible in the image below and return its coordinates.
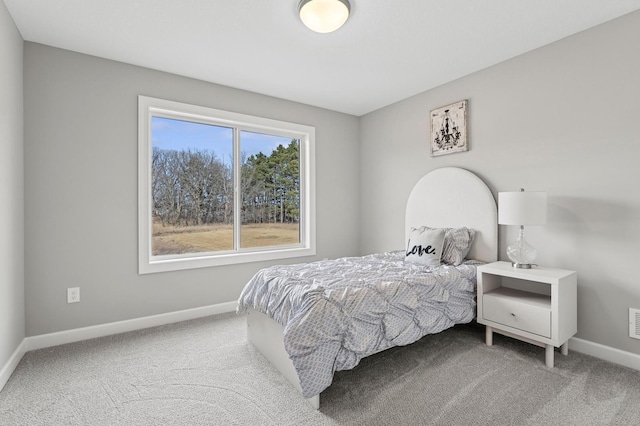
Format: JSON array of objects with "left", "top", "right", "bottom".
[{"left": 476, "top": 261, "right": 577, "bottom": 367}]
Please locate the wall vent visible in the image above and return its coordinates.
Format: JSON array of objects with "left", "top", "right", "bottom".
[{"left": 630, "top": 308, "right": 640, "bottom": 340}]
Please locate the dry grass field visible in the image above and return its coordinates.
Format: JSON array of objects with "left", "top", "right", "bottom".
[{"left": 152, "top": 222, "right": 299, "bottom": 255}]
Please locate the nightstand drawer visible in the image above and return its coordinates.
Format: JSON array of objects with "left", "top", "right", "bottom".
[{"left": 483, "top": 290, "right": 551, "bottom": 338}]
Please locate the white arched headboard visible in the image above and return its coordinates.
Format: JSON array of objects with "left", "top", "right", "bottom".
[{"left": 405, "top": 167, "right": 497, "bottom": 263}]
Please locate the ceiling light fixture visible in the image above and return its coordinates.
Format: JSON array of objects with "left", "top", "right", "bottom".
[{"left": 299, "top": 0, "right": 351, "bottom": 33}]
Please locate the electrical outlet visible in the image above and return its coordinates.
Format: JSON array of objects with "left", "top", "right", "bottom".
[
  {"left": 630, "top": 308, "right": 640, "bottom": 340},
  {"left": 67, "top": 287, "right": 80, "bottom": 304}
]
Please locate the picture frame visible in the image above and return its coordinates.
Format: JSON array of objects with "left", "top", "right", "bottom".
[{"left": 430, "top": 100, "right": 468, "bottom": 157}]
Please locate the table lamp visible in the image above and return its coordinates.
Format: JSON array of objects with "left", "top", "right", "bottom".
[{"left": 498, "top": 188, "right": 547, "bottom": 268}]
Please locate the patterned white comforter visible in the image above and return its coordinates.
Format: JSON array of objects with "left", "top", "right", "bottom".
[{"left": 237, "top": 251, "right": 479, "bottom": 398}]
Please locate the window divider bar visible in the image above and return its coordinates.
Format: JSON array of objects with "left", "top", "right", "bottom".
[{"left": 233, "top": 128, "right": 241, "bottom": 251}]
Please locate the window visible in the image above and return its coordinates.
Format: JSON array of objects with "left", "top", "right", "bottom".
[{"left": 138, "top": 96, "right": 315, "bottom": 273}]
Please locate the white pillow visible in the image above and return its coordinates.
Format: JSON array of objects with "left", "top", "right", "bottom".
[
  {"left": 405, "top": 227, "right": 445, "bottom": 266},
  {"left": 439, "top": 227, "right": 476, "bottom": 265}
]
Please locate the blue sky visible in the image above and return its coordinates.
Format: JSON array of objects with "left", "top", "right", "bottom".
[{"left": 152, "top": 116, "right": 293, "bottom": 162}]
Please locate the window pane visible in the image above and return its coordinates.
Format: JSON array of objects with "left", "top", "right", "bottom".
[
  {"left": 151, "top": 116, "right": 234, "bottom": 256},
  {"left": 240, "top": 131, "right": 300, "bottom": 248}
]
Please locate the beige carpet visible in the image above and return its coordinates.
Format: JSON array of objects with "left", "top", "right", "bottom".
[{"left": 1, "top": 312, "right": 639, "bottom": 425}]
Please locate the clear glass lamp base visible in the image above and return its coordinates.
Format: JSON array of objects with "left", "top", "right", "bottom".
[{"left": 506, "top": 228, "right": 537, "bottom": 268}]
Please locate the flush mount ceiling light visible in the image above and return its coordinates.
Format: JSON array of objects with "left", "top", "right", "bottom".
[{"left": 299, "top": 0, "right": 351, "bottom": 33}]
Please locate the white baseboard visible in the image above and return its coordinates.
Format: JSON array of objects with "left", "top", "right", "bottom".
[
  {"left": 25, "top": 301, "right": 237, "bottom": 352},
  {"left": 0, "top": 339, "right": 26, "bottom": 393},
  {"left": 569, "top": 337, "right": 640, "bottom": 371}
]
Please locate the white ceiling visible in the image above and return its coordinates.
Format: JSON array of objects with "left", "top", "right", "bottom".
[{"left": 5, "top": 0, "right": 640, "bottom": 116}]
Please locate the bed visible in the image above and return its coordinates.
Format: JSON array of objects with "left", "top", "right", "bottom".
[{"left": 236, "top": 167, "right": 497, "bottom": 409}]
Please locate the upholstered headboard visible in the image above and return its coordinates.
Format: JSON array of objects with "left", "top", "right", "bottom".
[{"left": 405, "top": 167, "right": 498, "bottom": 263}]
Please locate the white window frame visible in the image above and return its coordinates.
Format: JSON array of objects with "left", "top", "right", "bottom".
[{"left": 138, "top": 96, "right": 316, "bottom": 274}]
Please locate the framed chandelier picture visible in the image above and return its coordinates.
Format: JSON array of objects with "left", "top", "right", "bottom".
[{"left": 430, "top": 100, "right": 468, "bottom": 157}]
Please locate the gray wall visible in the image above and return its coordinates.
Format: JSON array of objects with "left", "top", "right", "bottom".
[
  {"left": 0, "top": 2, "right": 24, "bottom": 371},
  {"left": 16, "top": 8, "right": 640, "bottom": 358},
  {"left": 360, "top": 11, "right": 640, "bottom": 355},
  {"left": 24, "top": 43, "right": 360, "bottom": 336}
]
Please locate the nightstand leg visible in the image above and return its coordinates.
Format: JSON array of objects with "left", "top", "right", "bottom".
[
  {"left": 485, "top": 326, "right": 493, "bottom": 346},
  {"left": 545, "top": 345, "right": 554, "bottom": 368},
  {"left": 560, "top": 342, "right": 569, "bottom": 356}
]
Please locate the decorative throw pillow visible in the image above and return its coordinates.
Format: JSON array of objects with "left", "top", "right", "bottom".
[
  {"left": 440, "top": 227, "right": 476, "bottom": 265},
  {"left": 404, "top": 227, "right": 445, "bottom": 267}
]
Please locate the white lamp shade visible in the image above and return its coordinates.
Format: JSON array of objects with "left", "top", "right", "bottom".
[
  {"left": 498, "top": 191, "right": 547, "bottom": 226},
  {"left": 299, "top": 0, "right": 350, "bottom": 33}
]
